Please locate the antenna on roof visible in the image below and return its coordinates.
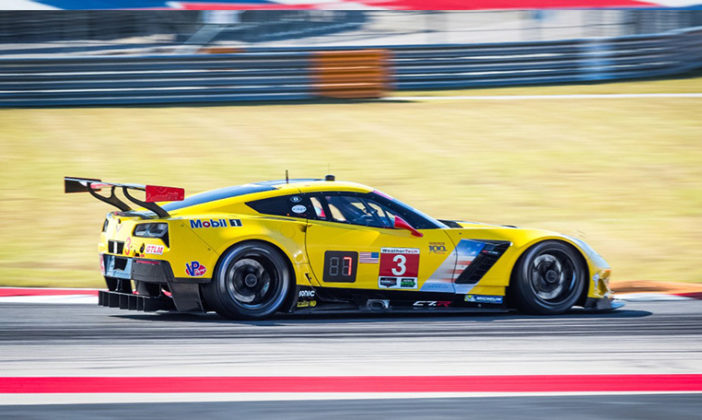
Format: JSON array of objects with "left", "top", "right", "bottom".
[{"left": 285, "top": 169, "right": 289, "bottom": 184}]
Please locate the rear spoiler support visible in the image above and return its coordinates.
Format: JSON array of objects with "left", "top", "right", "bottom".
[
  {"left": 122, "top": 187, "right": 170, "bottom": 218},
  {"left": 88, "top": 184, "right": 132, "bottom": 212},
  {"left": 64, "top": 177, "right": 184, "bottom": 218}
]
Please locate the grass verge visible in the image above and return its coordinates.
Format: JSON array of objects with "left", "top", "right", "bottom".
[{"left": 1, "top": 76, "right": 701, "bottom": 288}]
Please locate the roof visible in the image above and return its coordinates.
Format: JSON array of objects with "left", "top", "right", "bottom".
[
  {"left": 260, "top": 179, "right": 373, "bottom": 194},
  {"left": 161, "top": 177, "right": 373, "bottom": 212}
]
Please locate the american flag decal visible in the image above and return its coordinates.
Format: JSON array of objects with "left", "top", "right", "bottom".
[{"left": 359, "top": 252, "right": 379, "bottom": 264}]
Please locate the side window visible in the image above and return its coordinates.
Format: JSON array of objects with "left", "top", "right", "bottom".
[
  {"left": 246, "top": 194, "right": 314, "bottom": 219},
  {"left": 322, "top": 194, "right": 397, "bottom": 228},
  {"left": 326, "top": 198, "right": 347, "bottom": 222},
  {"left": 309, "top": 196, "right": 328, "bottom": 220}
]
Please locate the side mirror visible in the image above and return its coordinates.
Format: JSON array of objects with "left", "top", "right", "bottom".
[{"left": 393, "top": 215, "right": 423, "bottom": 237}]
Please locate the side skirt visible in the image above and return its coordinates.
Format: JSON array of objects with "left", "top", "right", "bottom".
[{"left": 293, "top": 286, "right": 509, "bottom": 313}]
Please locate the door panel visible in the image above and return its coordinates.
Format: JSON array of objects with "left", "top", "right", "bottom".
[{"left": 305, "top": 219, "right": 455, "bottom": 292}]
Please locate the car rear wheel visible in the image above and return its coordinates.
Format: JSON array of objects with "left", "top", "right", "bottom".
[
  {"left": 511, "top": 240, "right": 585, "bottom": 315},
  {"left": 202, "top": 242, "right": 290, "bottom": 320}
]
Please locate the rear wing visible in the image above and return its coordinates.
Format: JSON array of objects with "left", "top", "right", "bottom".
[{"left": 64, "top": 177, "right": 184, "bottom": 218}]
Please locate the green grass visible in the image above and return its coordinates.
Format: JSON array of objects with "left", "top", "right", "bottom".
[{"left": 1, "top": 75, "right": 701, "bottom": 288}]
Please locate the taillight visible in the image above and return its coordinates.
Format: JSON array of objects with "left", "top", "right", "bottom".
[{"left": 133, "top": 223, "right": 169, "bottom": 246}]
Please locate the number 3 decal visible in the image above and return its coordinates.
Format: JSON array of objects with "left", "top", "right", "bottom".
[
  {"left": 379, "top": 248, "right": 419, "bottom": 278},
  {"left": 391, "top": 254, "right": 407, "bottom": 276}
]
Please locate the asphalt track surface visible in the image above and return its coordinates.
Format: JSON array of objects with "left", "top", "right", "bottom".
[{"left": 1, "top": 300, "right": 701, "bottom": 418}]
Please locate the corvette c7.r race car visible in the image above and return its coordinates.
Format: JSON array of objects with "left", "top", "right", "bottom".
[{"left": 65, "top": 176, "right": 618, "bottom": 319}]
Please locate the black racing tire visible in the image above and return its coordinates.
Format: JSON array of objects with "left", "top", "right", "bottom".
[
  {"left": 202, "top": 241, "right": 291, "bottom": 320},
  {"left": 511, "top": 240, "right": 586, "bottom": 315}
]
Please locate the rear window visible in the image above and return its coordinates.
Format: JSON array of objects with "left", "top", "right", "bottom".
[
  {"left": 246, "top": 194, "right": 315, "bottom": 219},
  {"left": 162, "top": 184, "right": 275, "bottom": 211}
]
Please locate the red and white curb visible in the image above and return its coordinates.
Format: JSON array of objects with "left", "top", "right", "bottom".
[
  {"left": 1, "top": 287, "right": 701, "bottom": 304},
  {"left": 1, "top": 375, "right": 701, "bottom": 405}
]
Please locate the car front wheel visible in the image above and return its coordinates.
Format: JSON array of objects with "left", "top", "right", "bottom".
[{"left": 511, "top": 240, "right": 586, "bottom": 315}]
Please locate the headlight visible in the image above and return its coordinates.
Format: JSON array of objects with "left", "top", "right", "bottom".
[
  {"left": 566, "top": 236, "right": 609, "bottom": 269},
  {"left": 133, "top": 223, "right": 169, "bottom": 246}
]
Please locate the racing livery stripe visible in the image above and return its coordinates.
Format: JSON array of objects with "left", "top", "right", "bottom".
[{"left": 2, "top": 375, "right": 702, "bottom": 393}]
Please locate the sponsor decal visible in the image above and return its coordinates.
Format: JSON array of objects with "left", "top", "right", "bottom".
[
  {"left": 465, "top": 294, "right": 504, "bottom": 304},
  {"left": 413, "top": 301, "right": 451, "bottom": 307},
  {"left": 185, "top": 261, "right": 207, "bottom": 277},
  {"left": 296, "top": 287, "right": 316, "bottom": 308},
  {"left": 379, "top": 248, "right": 419, "bottom": 289},
  {"left": 378, "top": 277, "right": 417, "bottom": 289},
  {"left": 144, "top": 244, "right": 164, "bottom": 255},
  {"left": 400, "top": 278, "right": 416, "bottom": 288},
  {"left": 124, "top": 237, "right": 131, "bottom": 256},
  {"left": 381, "top": 247, "right": 420, "bottom": 255},
  {"left": 428, "top": 242, "right": 447, "bottom": 254},
  {"left": 420, "top": 282, "right": 454, "bottom": 293},
  {"left": 359, "top": 252, "right": 379, "bottom": 264},
  {"left": 379, "top": 277, "right": 397, "bottom": 288},
  {"left": 290, "top": 196, "right": 302, "bottom": 203},
  {"left": 298, "top": 288, "right": 316, "bottom": 299},
  {"left": 291, "top": 204, "right": 307, "bottom": 214},
  {"left": 190, "top": 219, "right": 241, "bottom": 228}
]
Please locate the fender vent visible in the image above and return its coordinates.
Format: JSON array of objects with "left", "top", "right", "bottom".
[{"left": 455, "top": 241, "right": 510, "bottom": 284}]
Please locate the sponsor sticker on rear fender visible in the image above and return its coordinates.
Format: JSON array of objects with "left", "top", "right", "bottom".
[
  {"left": 186, "top": 261, "right": 207, "bottom": 277},
  {"left": 144, "top": 244, "right": 164, "bottom": 255}
]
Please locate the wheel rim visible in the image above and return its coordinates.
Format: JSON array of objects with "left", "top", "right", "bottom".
[
  {"left": 224, "top": 255, "right": 281, "bottom": 310},
  {"left": 528, "top": 250, "right": 578, "bottom": 306}
]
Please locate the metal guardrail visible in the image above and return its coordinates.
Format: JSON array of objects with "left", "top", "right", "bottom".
[{"left": 1, "top": 27, "right": 700, "bottom": 107}]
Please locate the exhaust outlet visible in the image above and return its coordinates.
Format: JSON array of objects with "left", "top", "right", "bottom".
[{"left": 366, "top": 299, "right": 390, "bottom": 311}]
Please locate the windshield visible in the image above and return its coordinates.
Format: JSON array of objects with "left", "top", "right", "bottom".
[{"left": 370, "top": 190, "right": 446, "bottom": 229}]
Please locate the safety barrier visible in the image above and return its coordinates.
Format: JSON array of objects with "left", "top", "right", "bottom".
[
  {"left": 0, "top": 27, "right": 700, "bottom": 107},
  {"left": 311, "top": 50, "right": 389, "bottom": 99}
]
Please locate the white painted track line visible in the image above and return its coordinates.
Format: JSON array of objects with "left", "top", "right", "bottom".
[
  {"left": 3, "top": 390, "right": 702, "bottom": 405},
  {"left": 0, "top": 295, "right": 97, "bottom": 304},
  {"left": 388, "top": 93, "right": 702, "bottom": 101},
  {"left": 0, "top": 292, "right": 695, "bottom": 304}
]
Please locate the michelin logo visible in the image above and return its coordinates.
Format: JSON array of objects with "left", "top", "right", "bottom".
[
  {"left": 465, "top": 294, "right": 503, "bottom": 304},
  {"left": 190, "top": 219, "right": 242, "bottom": 229}
]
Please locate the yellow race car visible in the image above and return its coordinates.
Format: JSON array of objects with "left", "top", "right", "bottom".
[{"left": 65, "top": 176, "right": 618, "bottom": 319}]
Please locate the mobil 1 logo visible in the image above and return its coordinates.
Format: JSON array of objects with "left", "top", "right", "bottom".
[{"left": 190, "top": 218, "right": 242, "bottom": 229}]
